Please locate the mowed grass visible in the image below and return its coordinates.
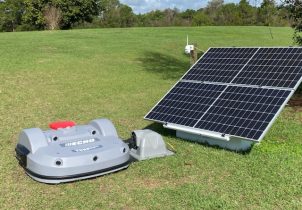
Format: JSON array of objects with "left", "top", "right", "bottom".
[{"left": 0, "top": 26, "right": 301, "bottom": 209}]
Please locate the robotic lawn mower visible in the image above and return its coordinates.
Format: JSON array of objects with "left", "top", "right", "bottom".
[{"left": 15, "top": 119, "right": 173, "bottom": 184}]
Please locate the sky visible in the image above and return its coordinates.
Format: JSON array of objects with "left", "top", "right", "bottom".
[{"left": 120, "top": 0, "right": 247, "bottom": 14}]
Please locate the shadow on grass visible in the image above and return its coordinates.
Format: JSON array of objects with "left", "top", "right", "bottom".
[
  {"left": 144, "top": 122, "right": 176, "bottom": 138},
  {"left": 138, "top": 51, "right": 190, "bottom": 80},
  {"left": 144, "top": 122, "right": 253, "bottom": 155}
]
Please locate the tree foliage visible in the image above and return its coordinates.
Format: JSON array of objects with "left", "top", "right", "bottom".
[
  {"left": 22, "top": 0, "right": 48, "bottom": 30},
  {"left": 0, "top": 0, "right": 293, "bottom": 32},
  {"left": 284, "top": 0, "right": 302, "bottom": 45},
  {"left": 238, "top": 0, "right": 255, "bottom": 25},
  {"left": 55, "top": 0, "right": 98, "bottom": 29},
  {"left": 190, "top": 0, "right": 287, "bottom": 27},
  {"left": 192, "top": 10, "right": 211, "bottom": 26},
  {"left": 258, "top": 0, "right": 277, "bottom": 26},
  {"left": 98, "top": 0, "right": 135, "bottom": 27},
  {"left": 21, "top": 0, "right": 98, "bottom": 29},
  {"left": 0, "top": 0, "right": 24, "bottom": 31}
]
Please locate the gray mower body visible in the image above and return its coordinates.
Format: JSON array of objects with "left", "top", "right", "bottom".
[{"left": 16, "top": 119, "right": 130, "bottom": 184}]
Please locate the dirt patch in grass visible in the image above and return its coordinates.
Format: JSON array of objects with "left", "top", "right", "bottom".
[
  {"left": 289, "top": 95, "right": 302, "bottom": 107},
  {"left": 288, "top": 94, "right": 302, "bottom": 115}
]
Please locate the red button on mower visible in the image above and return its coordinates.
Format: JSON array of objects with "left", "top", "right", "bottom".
[{"left": 49, "top": 121, "right": 76, "bottom": 130}]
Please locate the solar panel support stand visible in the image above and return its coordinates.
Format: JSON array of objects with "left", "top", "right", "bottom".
[
  {"left": 190, "top": 44, "right": 198, "bottom": 66},
  {"left": 175, "top": 131, "right": 254, "bottom": 151},
  {"left": 164, "top": 123, "right": 253, "bottom": 151}
]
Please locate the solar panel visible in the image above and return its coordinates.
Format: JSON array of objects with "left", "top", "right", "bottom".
[
  {"left": 233, "top": 48, "right": 302, "bottom": 88},
  {"left": 194, "top": 86, "right": 291, "bottom": 140},
  {"left": 182, "top": 48, "right": 258, "bottom": 83},
  {"left": 145, "top": 47, "right": 302, "bottom": 142},
  {"left": 145, "top": 82, "right": 225, "bottom": 127}
]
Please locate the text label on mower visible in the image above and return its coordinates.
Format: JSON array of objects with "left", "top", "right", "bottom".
[
  {"left": 60, "top": 138, "right": 99, "bottom": 147},
  {"left": 72, "top": 145, "right": 102, "bottom": 153}
]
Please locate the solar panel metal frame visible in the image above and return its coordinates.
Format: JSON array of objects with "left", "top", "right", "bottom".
[{"left": 144, "top": 47, "right": 302, "bottom": 142}]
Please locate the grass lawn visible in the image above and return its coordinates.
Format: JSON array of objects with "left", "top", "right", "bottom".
[{"left": 0, "top": 26, "right": 301, "bottom": 209}]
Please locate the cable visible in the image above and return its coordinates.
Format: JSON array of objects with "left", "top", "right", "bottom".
[{"left": 166, "top": 142, "right": 177, "bottom": 153}]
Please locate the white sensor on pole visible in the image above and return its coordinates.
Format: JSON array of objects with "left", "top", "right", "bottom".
[{"left": 185, "top": 35, "right": 194, "bottom": 54}]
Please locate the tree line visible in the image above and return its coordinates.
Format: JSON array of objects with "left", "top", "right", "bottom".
[
  {"left": 0, "top": 0, "right": 293, "bottom": 31},
  {"left": 285, "top": 0, "right": 302, "bottom": 45},
  {"left": 0, "top": 0, "right": 301, "bottom": 44},
  {"left": 136, "top": 0, "right": 291, "bottom": 27}
]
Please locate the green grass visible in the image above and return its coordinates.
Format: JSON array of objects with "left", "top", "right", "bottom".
[{"left": 0, "top": 26, "right": 301, "bottom": 209}]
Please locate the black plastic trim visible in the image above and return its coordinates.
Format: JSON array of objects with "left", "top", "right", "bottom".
[
  {"left": 15, "top": 144, "right": 30, "bottom": 167},
  {"left": 24, "top": 161, "right": 130, "bottom": 180}
]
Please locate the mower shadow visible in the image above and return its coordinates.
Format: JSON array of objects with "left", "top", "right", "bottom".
[
  {"left": 138, "top": 51, "right": 190, "bottom": 80},
  {"left": 144, "top": 122, "right": 253, "bottom": 155}
]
